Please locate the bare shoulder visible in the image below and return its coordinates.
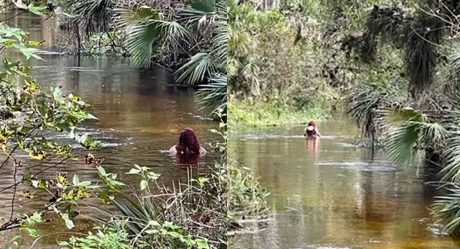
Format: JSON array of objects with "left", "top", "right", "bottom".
[
  {"left": 168, "top": 145, "right": 177, "bottom": 155},
  {"left": 199, "top": 146, "right": 207, "bottom": 156}
]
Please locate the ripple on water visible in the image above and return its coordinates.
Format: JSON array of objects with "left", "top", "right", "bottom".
[{"left": 315, "top": 160, "right": 396, "bottom": 171}]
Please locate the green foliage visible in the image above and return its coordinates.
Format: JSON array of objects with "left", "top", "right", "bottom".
[
  {"left": 20, "top": 212, "right": 43, "bottom": 238},
  {"left": 347, "top": 79, "right": 402, "bottom": 140},
  {"left": 176, "top": 53, "right": 217, "bottom": 85},
  {"left": 432, "top": 186, "right": 460, "bottom": 236},
  {"left": 126, "top": 164, "right": 160, "bottom": 191},
  {"left": 58, "top": 225, "right": 133, "bottom": 249},
  {"left": 227, "top": 166, "right": 270, "bottom": 219},
  {"left": 228, "top": 2, "right": 333, "bottom": 125},
  {"left": 68, "top": 0, "right": 116, "bottom": 34},
  {"left": 63, "top": 164, "right": 223, "bottom": 248},
  {"left": 123, "top": 5, "right": 188, "bottom": 68},
  {"left": 208, "top": 118, "right": 227, "bottom": 155},
  {"left": 229, "top": 99, "right": 327, "bottom": 127},
  {"left": 0, "top": 20, "right": 111, "bottom": 244},
  {"left": 121, "top": 0, "right": 226, "bottom": 88},
  {"left": 196, "top": 74, "right": 227, "bottom": 116},
  {"left": 81, "top": 31, "right": 125, "bottom": 55},
  {"left": 174, "top": 0, "right": 226, "bottom": 85},
  {"left": 12, "top": 1, "right": 47, "bottom": 16}
]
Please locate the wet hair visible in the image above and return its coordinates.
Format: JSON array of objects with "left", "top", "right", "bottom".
[
  {"left": 176, "top": 128, "right": 200, "bottom": 155},
  {"left": 306, "top": 121, "right": 317, "bottom": 137}
]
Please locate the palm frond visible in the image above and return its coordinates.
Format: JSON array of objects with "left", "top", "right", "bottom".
[
  {"left": 175, "top": 52, "right": 218, "bottom": 85},
  {"left": 71, "top": 0, "right": 115, "bottom": 33},
  {"left": 348, "top": 83, "right": 386, "bottom": 138},
  {"left": 178, "top": 0, "right": 224, "bottom": 38},
  {"left": 210, "top": 21, "right": 227, "bottom": 70},
  {"left": 440, "top": 129, "right": 460, "bottom": 181},
  {"left": 179, "top": 0, "right": 216, "bottom": 24},
  {"left": 382, "top": 107, "right": 448, "bottom": 167},
  {"left": 432, "top": 186, "right": 460, "bottom": 236},
  {"left": 382, "top": 107, "right": 424, "bottom": 125},
  {"left": 121, "top": 5, "right": 188, "bottom": 68},
  {"left": 157, "top": 20, "right": 190, "bottom": 49},
  {"left": 419, "top": 122, "right": 448, "bottom": 146},
  {"left": 113, "top": 194, "right": 161, "bottom": 235},
  {"left": 384, "top": 123, "right": 419, "bottom": 167},
  {"left": 125, "top": 21, "right": 162, "bottom": 68},
  {"left": 196, "top": 74, "right": 227, "bottom": 115}
]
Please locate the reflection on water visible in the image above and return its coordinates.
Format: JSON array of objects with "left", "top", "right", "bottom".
[
  {"left": 228, "top": 120, "right": 460, "bottom": 249},
  {"left": 0, "top": 12, "right": 218, "bottom": 247}
]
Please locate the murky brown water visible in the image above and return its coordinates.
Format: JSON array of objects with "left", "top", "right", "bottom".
[
  {"left": 0, "top": 12, "right": 219, "bottom": 247},
  {"left": 228, "top": 120, "right": 460, "bottom": 249}
]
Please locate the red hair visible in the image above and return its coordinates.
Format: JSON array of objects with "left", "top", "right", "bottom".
[
  {"left": 176, "top": 128, "right": 200, "bottom": 155},
  {"left": 307, "top": 121, "right": 316, "bottom": 127}
]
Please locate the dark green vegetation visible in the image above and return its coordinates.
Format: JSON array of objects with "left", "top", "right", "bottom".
[
  {"left": 227, "top": 0, "right": 460, "bottom": 237},
  {"left": 327, "top": 0, "right": 460, "bottom": 237},
  {"left": 228, "top": 1, "right": 335, "bottom": 126},
  {"left": 11, "top": 0, "right": 227, "bottom": 117},
  {"left": 59, "top": 0, "right": 227, "bottom": 116}
]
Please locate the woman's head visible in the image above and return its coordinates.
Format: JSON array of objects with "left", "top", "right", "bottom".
[
  {"left": 177, "top": 128, "right": 200, "bottom": 155},
  {"left": 307, "top": 121, "right": 316, "bottom": 127}
]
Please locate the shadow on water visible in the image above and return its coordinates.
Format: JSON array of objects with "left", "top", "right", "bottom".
[
  {"left": 228, "top": 120, "right": 460, "bottom": 249},
  {"left": 0, "top": 12, "right": 219, "bottom": 247}
]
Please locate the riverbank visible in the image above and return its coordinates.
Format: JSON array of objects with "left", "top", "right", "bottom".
[{"left": 228, "top": 100, "right": 329, "bottom": 127}]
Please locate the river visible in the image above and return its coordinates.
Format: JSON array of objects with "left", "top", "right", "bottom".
[
  {"left": 228, "top": 119, "right": 460, "bottom": 249},
  {"left": 0, "top": 12, "right": 219, "bottom": 247}
]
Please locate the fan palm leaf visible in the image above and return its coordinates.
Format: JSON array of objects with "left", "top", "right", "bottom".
[
  {"left": 125, "top": 21, "right": 162, "bottom": 68},
  {"left": 210, "top": 22, "right": 227, "bottom": 70},
  {"left": 196, "top": 74, "right": 227, "bottom": 115},
  {"left": 122, "top": 6, "right": 188, "bottom": 68},
  {"left": 440, "top": 129, "right": 460, "bottom": 181},
  {"left": 432, "top": 185, "right": 460, "bottom": 236},
  {"left": 348, "top": 83, "right": 385, "bottom": 138},
  {"left": 71, "top": 0, "right": 115, "bottom": 33},
  {"left": 382, "top": 107, "right": 448, "bottom": 167},
  {"left": 175, "top": 52, "right": 218, "bottom": 85},
  {"left": 384, "top": 123, "right": 420, "bottom": 167},
  {"left": 179, "top": 0, "right": 217, "bottom": 28}
]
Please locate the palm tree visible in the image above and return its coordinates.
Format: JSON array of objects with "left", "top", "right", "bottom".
[
  {"left": 195, "top": 74, "right": 227, "bottom": 116},
  {"left": 119, "top": 5, "right": 189, "bottom": 68},
  {"left": 380, "top": 49, "right": 460, "bottom": 236},
  {"left": 121, "top": 0, "right": 227, "bottom": 116},
  {"left": 174, "top": 0, "right": 226, "bottom": 85},
  {"left": 380, "top": 107, "right": 448, "bottom": 167}
]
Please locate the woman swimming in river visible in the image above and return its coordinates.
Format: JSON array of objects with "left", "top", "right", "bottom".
[
  {"left": 169, "top": 128, "right": 207, "bottom": 157},
  {"left": 304, "top": 121, "right": 321, "bottom": 139}
]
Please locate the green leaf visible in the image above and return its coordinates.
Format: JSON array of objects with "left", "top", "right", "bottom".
[
  {"left": 196, "top": 238, "right": 209, "bottom": 249},
  {"left": 97, "top": 166, "right": 107, "bottom": 176},
  {"left": 148, "top": 220, "right": 160, "bottom": 226},
  {"left": 72, "top": 175, "right": 79, "bottom": 186},
  {"left": 126, "top": 168, "right": 141, "bottom": 175},
  {"left": 140, "top": 180, "right": 148, "bottom": 191},
  {"left": 61, "top": 212, "right": 75, "bottom": 230},
  {"left": 12, "top": 44, "right": 42, "bottom": 60},
  {"left": 27, "top": 3, "right": 46, "bottom": 16},
  {"left": 125, "top": 5, "right": 161, "bottom": 23}
]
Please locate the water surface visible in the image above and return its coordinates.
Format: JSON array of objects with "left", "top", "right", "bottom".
[
  {"left": 228, "top": 120, "right": 460, "bottom": 249},
  {"left": 0, "top": 12, "right": 219, "bottom": 247}
]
